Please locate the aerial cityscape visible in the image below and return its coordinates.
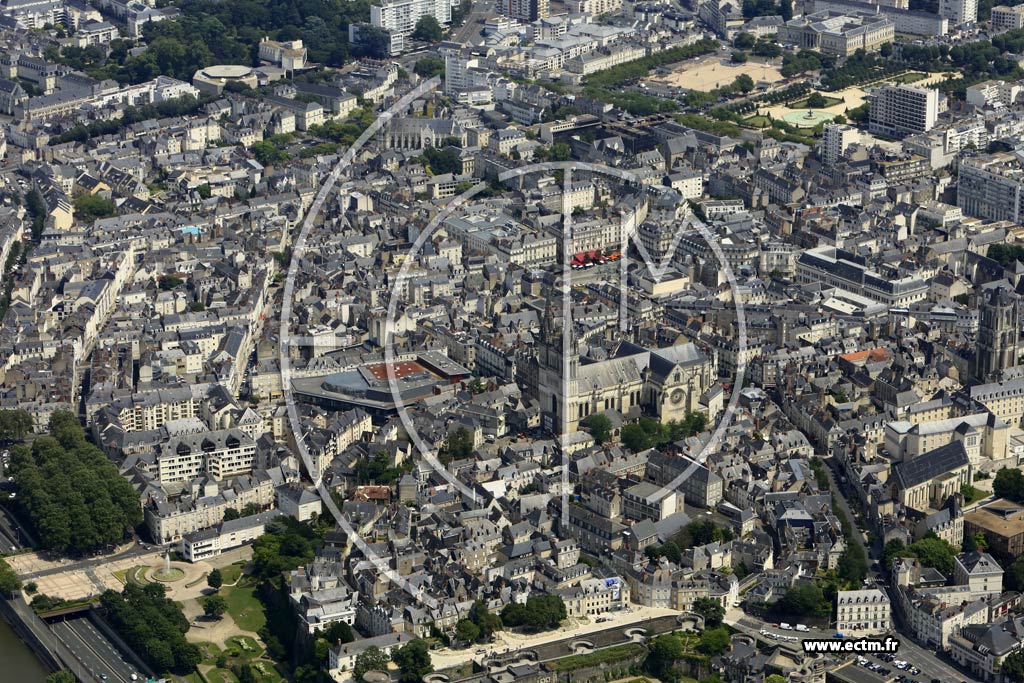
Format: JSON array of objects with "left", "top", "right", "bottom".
[{"left": 5, "top": 0, "right": 1024, "bottom": 682}]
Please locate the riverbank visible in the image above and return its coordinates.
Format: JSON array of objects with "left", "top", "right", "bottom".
[{"left": 0, "top": 612, "right": 48, "bottom": 683}]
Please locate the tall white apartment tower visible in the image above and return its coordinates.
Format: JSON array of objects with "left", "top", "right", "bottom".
[
  {"left": 821, "top": 124, "right": 861, "bottom": 166},
  {"left": 370, "top": 0, "right": 451, "bottom": 53},
  {"left": 869, "top": 84, "right": 940, "bottom": 137},
  {"left": 940, "top": 0, "right": 977, "bottom": 25}
]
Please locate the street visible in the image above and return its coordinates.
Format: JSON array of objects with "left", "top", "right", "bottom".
[
  {"left": 52, "top": 617, "right": 141, "bottom": 683},
  {"left": 16, "top": 543, "right": 159, "bottom": 581}
]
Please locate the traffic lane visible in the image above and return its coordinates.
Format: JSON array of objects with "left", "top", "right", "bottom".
[
  {"left": 53, "top": 621, "right": 107, "bottom": 682},
  {"left": 68, "top": 617, "right": 139, "bottom": 683},
  {"left": 894, "top": 636, "right": 979, "bottom": 683}
]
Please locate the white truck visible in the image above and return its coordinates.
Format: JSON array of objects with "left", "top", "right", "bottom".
[{"left": 796, "top": 624, "right": 809, "bottom": 632}]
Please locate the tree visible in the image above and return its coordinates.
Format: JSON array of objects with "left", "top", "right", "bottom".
[
  {"left": 0, "top": 410, "right": 33, "bottom": 441},
  {"left": 837, "top": 542, "right": 868, "bottom": 585},
  {"left": 806, "top": 92, "right": 828, "bottom": 108},
  {"left": 780, "top": 0, "right": 793, "bottom": 20},
  {"left": 202, "top": 594, "right": 228, "bottom": 619},
  {"left": 693, "top": 597, "right": 725, "bottom": 627},
  {"left": 1005, "top": 650, "right": 1024, "bottom": 683},
  {"left": 469, "top": 600, "right": 502, "bottom": 640},
  {"left": 734, "top": 73, "right": 754, "bottom": 92},
  {"left": 621, "top": 423, "right": 650, "bottom": 452},
  {"left": 424, "top": 147, "right": 463, "bottom": 175},
  {"left": 908, "top": 536, "right": 957, "bottom": 575},
  {"left": 994, "top": 467, "right": 1024, "bottom": 502},
  {"left": 233, "top": 663, "right": 257, "bottom": 683},
  {"left": 223, "top": 507, "right": 240, "bottom": 522},
  {"left": 767, "top": 676, "right": 786, "bottom": 683},
  {"left": 392, "top": 639, "right": 433, "bottom": 683},
  {"left": 880, "top": 539, "right": 906, "bottom": 573},
  {"left": 443, "top": 426, "right": 473, "bottom": 461},
  {"left": 455, "top": 618, "right": 480, "bottom": 644},
  {"left": 776, "top": 584, "right": 830, "bottom": 617},
  {"left": 731, "top": 51, "right": 749, "bottom": 64},
  {"left": 101, "top": 583, "right": 200, "bottom": 674},
  {"left": 159, "top": 275, "right": 184, "bottom": 290},
  {"left": 0, "top": 558, "right": 21, "bottom": 596},
  {"left": 414, "top": 57, "right": 444, "bottom": 78},
  {"left": 734, "top": 33, "right": 756, "bottom": 49},
  {"left": 500, "top": 595, "right": 565, "bottom": 632},
  {"left": 250, "top": 140, "right": 290, "bottom": 166},
  {"left": 962, "top": 531, "right": 987, "bottom": 553},
  {"left": 207, "top": 568, "right": 223, "bottom": 590},
  {"left": 698, "top": 626, "right": 731, "bottom": 656},
  {"left": 354, "top": 645, "right": 390, "bottom": 681},
  {"left": 412, "top": 16, "right": 443, "bottom": 42},
  {"left": 46, "top": 673, "right": 76, "bottom": 683},
  {"left": 73, "top": 194, "right": 117, "bottom": 222},
  {"left": 580, "top": 414, "right": 613, "bottom": 444},
  {"left": 646, "top": 633, "right": 686, "bottom": 681},
  {"left": 241, "top": 502, "right": 263, "bottom": 517},
  {"left": 10, "top": 412, "right": 142, "bottom": 555}
]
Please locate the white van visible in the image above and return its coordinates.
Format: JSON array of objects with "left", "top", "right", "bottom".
[
  {"left": 779, "top": 623, "right": 793, "bottom": 630},
  {"left": 796, "top": 624, "right": 809, "bottom": 632}
]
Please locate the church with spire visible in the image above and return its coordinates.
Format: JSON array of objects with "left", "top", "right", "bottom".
[{"left": 524, "top": 288, "right": 716, "bottom": 436}]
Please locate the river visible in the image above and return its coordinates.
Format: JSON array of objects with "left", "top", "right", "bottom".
[{"left": 0, "top": 615, "right": 48, "bottom": 682}]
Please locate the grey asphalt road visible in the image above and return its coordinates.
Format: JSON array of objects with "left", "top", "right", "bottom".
[
  {"left": 736, "top": 614, "right": 982, "bottom": 682},
  {"left": 52, "top": 617, "right": 139, "bottom": 683},
  {"left": 21, "top": 544, "right": 158, "bottom": 580}
]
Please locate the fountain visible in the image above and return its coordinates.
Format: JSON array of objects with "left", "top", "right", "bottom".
[{"left": 151, "top": 548, "right": 185, "bottom": 582}]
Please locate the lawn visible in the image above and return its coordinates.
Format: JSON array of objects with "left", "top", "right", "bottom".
[
  {"left": 224, "top": 583, "right": 266, "bottom": 633},
  {"left": 891, "top": 71, "right": 926, "bottom": 84},
  {"left": 743, "top": 115, "right": 771, "bottom": 128},
  {"left": 220, "top": 561, "right": 244, "bottom": 585},
  {"left": 962, "top": 484, "right": 987, "bottom": 505},
  {"left": 225, "top": 635, "right": 263, "bottom": 658},
  {"left": 198, "top": 642, "right": 223, "bottom": 666},
  {"left": 127, "top": 566, "right": 151, "bottom": 585},
  {"left": 206, "top": 669, "right": 240, "bottom": 683},
  {"left": 789, "top": 95, "right": 843, "bottom": 109}
]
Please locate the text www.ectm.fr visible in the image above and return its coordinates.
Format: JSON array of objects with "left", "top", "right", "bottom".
[{"left": 802, "top": 637, "right": 900, "bottom": 654}]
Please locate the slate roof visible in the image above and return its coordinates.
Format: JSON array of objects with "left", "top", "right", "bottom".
[{"left": 893, "top": 441, "right": 969, "bottom": 490}]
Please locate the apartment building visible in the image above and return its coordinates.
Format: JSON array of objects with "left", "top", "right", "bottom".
[
  {"left": 836, "top": 589, "right": 891, "bottom": 633},
  {"left": 146, "top": 473, "right": 277, "bottom": 543},
  {"left": 991, "top": 4, "right": 1024, "bottom": 30},
  {"left": 869, "top": 84, "right": 940, "bottom": 137},
  {"left": 157, "top": 428, "right": 257, "bottom": 483},
  {"left": 558, "top": 577, "right": 630, "bottom": 618},
  {"left": 371, "top": 0, "right": 451, "bottom": 53},
  {"left": 958, "top": 152, "right": 1024, "bottom": 223},
  {"left": 939, "top": 0, "right": 976, "bottom": 25},
  {"left": 623, "top": 482, "right": 680, "bottom": 522},
  {"left": 258, "top": 37, "right": 307, "bottom": 71},
  {"left": 950, "top": 616, "right": 1024, "bottom": 682},
  {"left": 181, "top": 510, "right": 284, "bottom": 562},
  {"left": 570, "top": 0, "right": 622, "bottom": 14},
  {"left": 821, "top": 123, "right": 861, "bottom": 166},
  {"left": 507, "top": 0, "right": 549, "bottom": 22}
]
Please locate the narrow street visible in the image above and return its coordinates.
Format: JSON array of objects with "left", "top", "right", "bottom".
[{"left": 821, "top": 455, "right": 877, "bottom": 577}]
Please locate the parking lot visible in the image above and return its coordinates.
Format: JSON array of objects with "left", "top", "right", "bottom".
[{"left": 852, "top": 639, "right": 982, "bottom": 683}]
